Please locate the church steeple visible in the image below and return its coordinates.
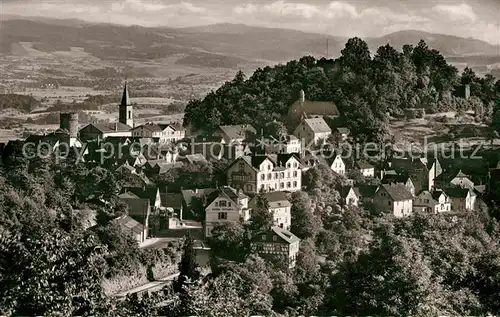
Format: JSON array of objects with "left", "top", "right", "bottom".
[
  {"left": 121, "top": 81, "right": 130, "bottom": 106},
  {"left": 119, "top": 82, "right": 134, "bottom": 128}
]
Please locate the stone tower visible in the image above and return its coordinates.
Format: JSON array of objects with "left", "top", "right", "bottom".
[
  {"left": 60, "top": 112, "right": 79, "bottom": 138},
  {"left": 119, "top": 82, "right": 134, "bottom": 128}
]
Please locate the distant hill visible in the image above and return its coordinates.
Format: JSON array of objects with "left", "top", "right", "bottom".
[
  {"left": 1, "top": 18, "right": 499, "bottom": 68},
  {"left": 366, "top": 30, "right": 500, "bottom": 56}
]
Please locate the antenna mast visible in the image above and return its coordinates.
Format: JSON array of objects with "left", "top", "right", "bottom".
[{"left": 326, "top": 38, "right": 329, "bottom": 58}]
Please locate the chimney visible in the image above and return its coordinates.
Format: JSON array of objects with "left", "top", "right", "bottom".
[{"left": 299, "top": 90, "right": 305, "bottom": 103}]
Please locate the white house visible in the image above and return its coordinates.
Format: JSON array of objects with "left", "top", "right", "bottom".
[
  {"left": 227, "top": 154, "right": 302, "bottom": 194},
  {"left": 373, "top": 184, "right": 413, "bottom": 217},
  {"left": 293, "top": 118, "right": 332, "bottom": 146},
  {"left": 204, "top": 186, "right": 251, "bottom": 237},
  {"left": 249, "top": 191, "right": 291, "bottom": 230},
  {"left": 431, "top": 190, "right": 452, "bottom": 213},
  {"left": 355, "top": 161, "right": 375, "bottom": 178}
]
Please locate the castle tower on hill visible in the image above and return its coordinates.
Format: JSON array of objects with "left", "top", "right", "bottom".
[{"left": 119, "top": 82, "right": 134, "bottom": 128}]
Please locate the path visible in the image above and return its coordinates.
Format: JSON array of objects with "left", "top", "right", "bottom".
[{"left": 113, "top": 272, "right": 180, "bottom": 298}]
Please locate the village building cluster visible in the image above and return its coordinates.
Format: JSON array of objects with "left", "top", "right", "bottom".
[{"left": 1, "top": 84, "right": 498, "bottom": 269}]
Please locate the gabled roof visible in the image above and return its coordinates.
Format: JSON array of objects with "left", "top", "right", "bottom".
[
  {"left": 339, "top": 186, "right": 357, "bottom": 199},
  {"left": 303, "top": 118, "right": 331, "bottom": 134},
  {"left": 81, "top": 123, "right": 114, "bottom": 133},
  {"left": 108, "top": 122, "right": 132, "bottom": 132},
  {"left": 183, "top": 154, "right": 208, "bottom": 165},
  {"left": 271, "top": 226, "right": 300, "bottom": 244},
  {"left": 289, "top": 98, "right": 340, "bottom": 117},
  {"left": 381, "top": 173, "right": 412, "bottom": 185},
  {"left": 432, "top": 190, "right": 448, "bottom": 201},
  {"left": 181, "top": 188, "right": 218, "bottom": 207},
  {"left": 378, "top": 184, "right": 413, "bottom": 201},
  {"left": 158, "top": 123, "right": 185, "bottom": 131},
  {"left": 355, "top": 161, "right": 374, "bottom": 170},
  {"left": 219, "top": 124, "right": 256, "bottom": 140},
  {"left": 123, "top": 186, "right": 160, "bottom": 206},
  {"left": 414, "top": 191, "right": 438, "bottom": 206},
  {"left": 160, "top": 192, "right": 183, "bottom": 210},
  {"left": 204, "top": 186, "right": 247, "bottom": 208},
  {"left": 114, "top": 215, "right": 144, "bottom": 234},
  {"left": 250, "top": 191, "right": 291, "bottom": 208},
  {"left": 444, "top": 187, "right": 472, "bottom": 198},
  {"left": 133, "top": 123, "right": 163, "bottom": 132}
]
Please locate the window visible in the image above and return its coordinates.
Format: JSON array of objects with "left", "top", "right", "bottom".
[
  {"left": 261, "top": 174, "right": 265, "bottom": 181},
  {"left": 424, "top": 199, "right": 429, "bottom": 203},
  {"left": 287, "top": 182, "right": 291, "bottom": 188},
  {"left": 280, "top": 172, "right": 285, "bottom": 178},
  {"left": 274, "top": 172, "right": 278, "bottom": 179},
  {"left": 228, "top": 202, "right": 232, "bottom": 207},
  {"left": 287, "top": 163, "right": 291, "bottom": 168},
  {"left": 272, "top": 236, "right": 277, "bottom": 241},
  {"left": 293, "top": 181, "right": 297, "bottom": 188},
  {"left": 293, "top": 171, "right": 298, "bottom": 177},
  {"left": 246, "top": 184, "right": 252, "bottom": 192},
  {"left": 215, "top": 202, "right": 219, "bottom": 207},
  {"left": 381, "top": 193, "right": 386, "bottom": 197},
  {"left": 280, "top": 182, "right": 284, "bottom": 189},
  {"left": 219, "top": 200, "right": 227, "bottom": 207},
  {"left": 293, "top": 162, "right": 297, "bottom": 168},
  {"left": 239, "top": 162, "right": 244, "bottom": 171},
  {"left": 128, "top": 111, "right": 131, "bottom": 119},
  {"left": 218, "top": 212, "right": 227, "bottom": 220},
  {"left": 267, "top": 173, "right": 272, "bottom": 180},
  {"left": 268, "top": 164, "right": 271, "bottom": 170},
  {"left": 388, "top": 201, "right": 391, "bottom": 206}
]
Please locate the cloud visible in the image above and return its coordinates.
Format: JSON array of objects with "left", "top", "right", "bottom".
[{"left": 432, "top": 3, "right": 477, "bottom": 21}]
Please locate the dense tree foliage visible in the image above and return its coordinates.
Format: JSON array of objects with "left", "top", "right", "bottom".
[{"left": 184, "top": 38, "right": 500, "bottom": 141}]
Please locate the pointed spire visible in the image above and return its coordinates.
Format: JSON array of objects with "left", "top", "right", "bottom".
[{"left": 121, "top": 81, "right": 130, "bottom": 106}]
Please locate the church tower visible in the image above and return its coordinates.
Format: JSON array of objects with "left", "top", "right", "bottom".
[{"left": 119, "top": 82, "right": 134, "bottom": 128}]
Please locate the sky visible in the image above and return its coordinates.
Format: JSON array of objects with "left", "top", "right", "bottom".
[{"left": 2, "top": 0, "right": 500, "bottom": 44}]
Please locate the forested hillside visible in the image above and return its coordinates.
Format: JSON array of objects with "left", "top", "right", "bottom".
[{"left": 184, "top": 38, "right": 500, "bottom": 142}]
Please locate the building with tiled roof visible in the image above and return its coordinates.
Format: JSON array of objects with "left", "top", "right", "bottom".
[
  {"left": 249, "top": 191, "right": 292, "bottom": 230},
  {"left": 204, "top": 186, "right": 251, "bottom": 237},
  {"left": 286, "top": 89, "right": 339, "bottom": 132},
  {"left": 355, "top": 160, "right": 375, "bottom": 178},
  {"left": 381, "top": 173, "right": 415, "bottom": 196},
  {"left": 444, "top": 187, "right": 475, "bottom": 211},
  {"left": 227, "top": 154, "right": 302, "bottom": 194},
  {"left": 113, "top": 215, "right": 147, "bottom": 243},
  {"left": 373, "top": 184, "right": 413, "bottom": 217},
  {"left": 216, "top": 124, "right": 256, "bottom": 144},
  {"left": 293, "top": 117, "right": 332, "bottom": 146},
  {"left": 252, "top": 226, "right": 300, "bottom": 268}
]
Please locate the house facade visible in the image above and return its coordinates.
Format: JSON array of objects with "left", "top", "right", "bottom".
[
  {"left": 340, "top": 186, "right": 359, "bottom": 207},
  {"left": 216, "top": 124, "right": 256, "bottom": 144},
  {"left": 293, "top": 118, "right": 332, "bottom": 146},
  {"left": 445, "top": 188, "right": 476, "bottom": 211},
  {"left": 158, "top": 124, "right": 186, "bottom": 143},
  {"left": 204, "top": 186, "right": 251, "bottom": 237},
  {"left": 227, "top": 154, "right": 302, "bottom": 194},
  {"left": 264, "top": 135, "right": 302, "bottom": 154},
  {"left": 373, "top": 184, "right": 413, "bottom": 217},
  {"left": 413, "top": 191, "right": 439, "bottom": 213},
  {"left": 252, "top": 226, "right": 300, "bottom": 269},
  {"left": 249, "top": 191, "right": 291, "bottom": 230},
  {"left": 355, "top": 161, "right": 375, "bottom": 178},
  {"left": 432, "top": 190, "right": 452, "bottom": 213}
]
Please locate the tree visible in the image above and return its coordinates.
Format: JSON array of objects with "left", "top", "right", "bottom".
[
  {"left": 174, "top": 233, "right": 200, "bottom": 293},
  {"left": 289, "top": 192, "right": 322, "bottom": 239},
  {"left": 249, "top": 193, "right": 274, "bottom": 233},
  {"left": 0, "top": 225, "right": 113, "bottom": 316}
]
